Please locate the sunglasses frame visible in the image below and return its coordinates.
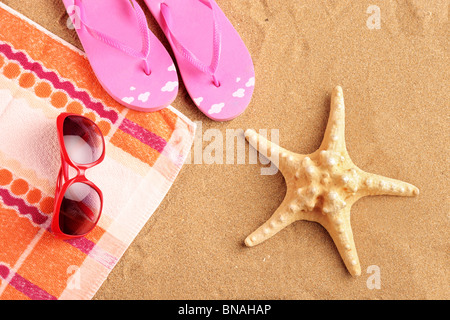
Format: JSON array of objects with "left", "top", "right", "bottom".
[{"left": 51, "top": 113, "right": 105, "bottom": 239}]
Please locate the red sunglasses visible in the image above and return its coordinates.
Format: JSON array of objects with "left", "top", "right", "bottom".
[{"left": 51, "top": 113, "right": 105, "bottom": 239}]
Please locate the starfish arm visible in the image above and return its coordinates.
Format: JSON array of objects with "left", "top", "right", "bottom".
[
  {"left": 244, "top": 195, "right": 301, "bottom": 247},
  {"left": 245, "top": 129, "right": 302, "bottom": 174},
  {"left": 319, "top": 206, "right": 361, "bottom": 277},
  {"left": 357, "top": 172, "right": 420, "bottom": 197},
  {"left": 320, "top": 86, "right": 347, "bottom": 152}
]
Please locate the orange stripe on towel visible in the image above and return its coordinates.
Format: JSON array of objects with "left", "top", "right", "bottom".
[
  {"left": 110, "top": 130, "right": 160, "bottom": 167},
  {"left": 18, "top": 231, "right": 87, "bottom": 298},
  {"left": 125, "top": 110, "right": 175, "bottom": 142},
  {"left": 0, "top": 203, "right": 40, "bottom": 267},
  {"left": 1, "top": 284, "right": 31, "bottom": 300}
]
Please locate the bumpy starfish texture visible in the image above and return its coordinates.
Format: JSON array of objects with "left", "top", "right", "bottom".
[{"left": 244, "top": 86, "right": 419, "bottom": 277}]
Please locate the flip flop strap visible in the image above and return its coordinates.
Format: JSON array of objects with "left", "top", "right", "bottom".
[
  {"left": 160, "top": 0, "right": 222, "bottom": 81},
  {"left": 70, "top": 0, "right": 150, "bottom": 60}
]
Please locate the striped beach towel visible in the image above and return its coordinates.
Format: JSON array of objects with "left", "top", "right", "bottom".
[{"left": 0, "top": 3, "right": 195, "bottom": 300}]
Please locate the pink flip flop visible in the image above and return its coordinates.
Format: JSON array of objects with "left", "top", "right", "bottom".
[
  {"left": 145, "top": 0, "right": 255, "bottom": 121},
  {"left": 63, "top": 0, "right": 179, "bottom": 112}
]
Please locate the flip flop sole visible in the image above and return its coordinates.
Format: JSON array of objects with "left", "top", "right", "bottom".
[
  {"left": 63, "top": 0, "right": 179, "bottom": 112},
  {"left": 146, "top": 0, "right": 255, "bottom": 121}
]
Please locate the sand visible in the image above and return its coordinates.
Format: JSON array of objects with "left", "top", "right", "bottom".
[{"left": 1, "top": 0, "right": 448, "bottom": 299}]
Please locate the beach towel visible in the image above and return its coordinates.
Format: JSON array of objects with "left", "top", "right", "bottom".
[{"left": 0, "top": 3, "right": 195, "bottom": 300}]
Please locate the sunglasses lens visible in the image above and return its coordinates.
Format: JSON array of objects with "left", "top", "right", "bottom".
[
  {"left": 63, "top": 116, "right": 104, "bottom": 165},
  {"left": 59, "top": 182, "right": 101, "bottom": 236}
]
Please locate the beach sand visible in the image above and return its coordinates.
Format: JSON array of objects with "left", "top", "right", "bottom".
[{"left": 1, "top": 0, "right": 448, "bottom": 299}]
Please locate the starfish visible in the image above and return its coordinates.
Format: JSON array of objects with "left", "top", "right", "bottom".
[{"left": 244, "top": 86, "right": 419, "bottom": 277}]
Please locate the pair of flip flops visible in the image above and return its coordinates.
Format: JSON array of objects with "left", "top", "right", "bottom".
[{"left": 63, "top": 0, "right": 255, "bottom": 121}]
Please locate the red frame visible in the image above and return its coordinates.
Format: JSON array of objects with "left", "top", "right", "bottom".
[{"left": 51, "top": 113, "right": 105, "bottom": 239}]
